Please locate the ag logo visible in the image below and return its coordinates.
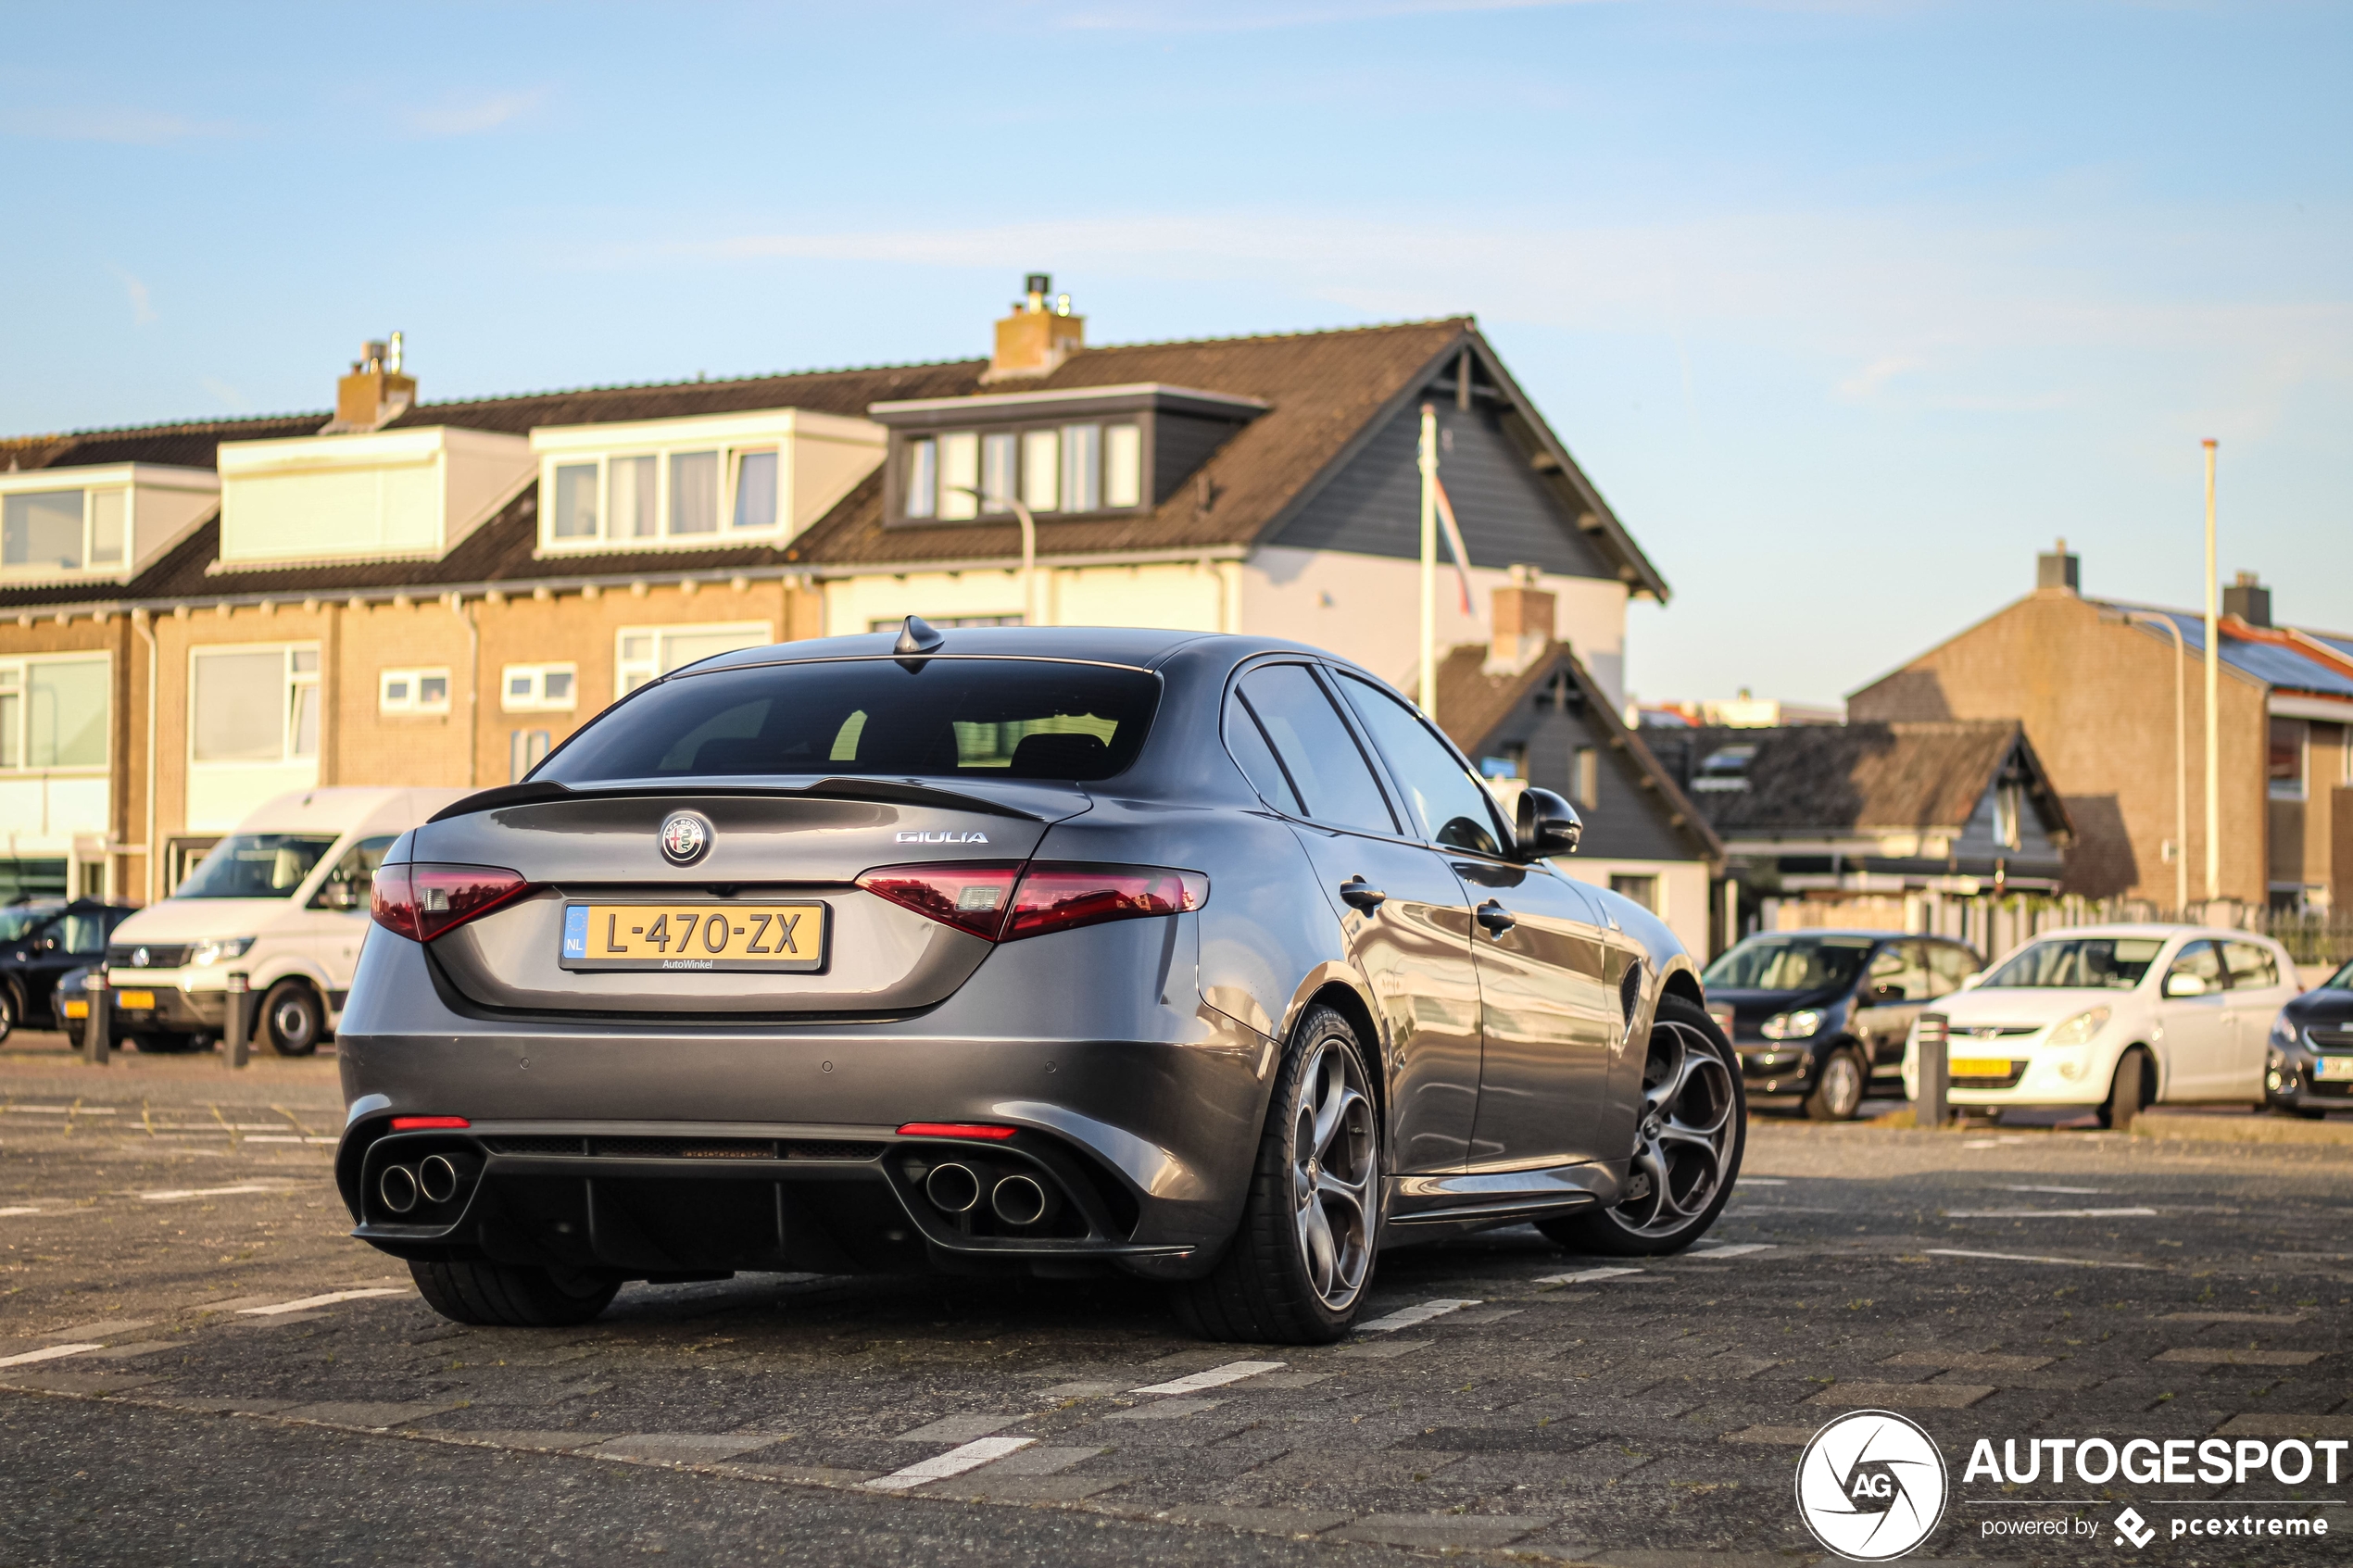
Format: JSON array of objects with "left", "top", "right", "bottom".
[
  {"left": 1795, "top": 1410, "right": 1948, "bottom": 1561},
  {"left": 659, "top": 811, "right": 712, "bottom": 867}
]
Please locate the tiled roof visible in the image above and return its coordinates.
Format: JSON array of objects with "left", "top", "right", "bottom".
[
  {"left": 1665, "top": 720, "right": 2065, "bottom": 838},
  {"left": 4, "top": 412, "right": 327, "bottom": 472}
]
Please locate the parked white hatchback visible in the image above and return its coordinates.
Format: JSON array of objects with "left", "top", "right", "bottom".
[{"left": 1902, "top": 923, "right": 2301, "bottom": 1127}]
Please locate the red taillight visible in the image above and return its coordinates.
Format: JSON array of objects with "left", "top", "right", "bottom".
[
  {"left": 390, "top": 1115, "right": 471, "bottom": 1131},
  {"left": 856, "top": 860, "right": 1207, "bottom": 944},
  {"left": 371, "top": 862, "right": 532, "bottom": 943},
  {"left": 855, "top": 862, "right": 1022, "bottom": 940},
  {"left": 896, "top": 1123, "right": 1017, "bottom": 1140},
  {"left": 1004, "top": 864, "right": 1206, "bottom": 940}
]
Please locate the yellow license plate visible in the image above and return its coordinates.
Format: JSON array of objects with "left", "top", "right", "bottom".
[
  {"left": 1949, "top": 1057, "right": 2016, "bottom": 1077},
  {"left": 559, "top": 902, "right": 827, "bottom": 973},
  {"left": 2313, "top": 1056, "right": 2353, "bottom": 1082},
  {"left": 63, "top": 1000, "right": 89, "bottom": 1020},
  {"left": 115, "top": 990, "right": 156, "bottom": 1010}
]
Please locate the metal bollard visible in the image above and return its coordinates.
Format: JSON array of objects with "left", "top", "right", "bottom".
[
  {"left": 1913, "top": 1016, "right": 1948, "bottom": 1131},
  {"left": 84, "top": 972, "right": 111, "bottom": 1066},
  {"left": 225, "top": 972, "right": 250, "bottom": 1070}
]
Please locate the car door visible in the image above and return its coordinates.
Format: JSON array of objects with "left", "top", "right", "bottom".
[
  {"left": 1331, "top": 669, "right": 1622, "bottom": 1171},
  {"left": 2218, "top": 939, "right": 2289, "bottom": 1102},
  {"left": 41, "top": 909, "right": 108, "bottom": 1027},
  {"left": 1227, "top": 662, "right": 1485, "bottom": 1178},
  {"left": 1853, "top": 941, "right": 1931, "bottom": 1086},
  {"left": 2156, "top": 939, "right": 2233, "bottom": 1098}
]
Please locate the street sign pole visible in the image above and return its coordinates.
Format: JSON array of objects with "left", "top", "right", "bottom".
[{"left": 225, "top": 972, "right": 250, "bottom": 1070}]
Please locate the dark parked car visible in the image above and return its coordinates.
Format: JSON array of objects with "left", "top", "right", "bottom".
[
  {"left": 0, "top": 899, "right": 140, "bottom": 1038},
  {"left": 1702, "top": 929, "right": 1982, "bottom": 1119},
  {"left": 2265, "top": 959, "right": 2353, "bottom": 1117},
  {"left": 336, "top": 622, "right": 1741, "bottom": 1342}
]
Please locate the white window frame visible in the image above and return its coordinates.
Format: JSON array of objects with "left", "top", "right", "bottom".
[
  {"left": 187, "top": 643, "right": 320, "bottom": 769},
  {"left": 0, "top": 651, "right": 114, "bottom": 772},
  {"left": 502, "top": 663, "right": 578, "bottom": 713},
  {"left": 614, "top": 622, "right": 773, "bottom": 696},
  {"left": 379, "top": 666, "right": 453, "bottom": 715},
  {"left": 0, "top": 485, "right": 131, "bottom": 579}
]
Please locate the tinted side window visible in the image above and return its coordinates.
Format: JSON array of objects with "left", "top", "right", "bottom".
[
  {"left": 1335, "top": 672, "right": 1504, "bottom": 857},
  {"left": 1868, "top": 942, "right": 1931, "bottom": 1002},
  {"left": 1224, "top": 698, "right": 1303, "bottom": 815},
  {"left": 1235, "top": 665, "right": 1396, "bottom": 835},
  {"left": 2221, "top": 940, "right": 2280, "bottom": 990},
  {"left": 60, "top": 914, "right": 105, "bottom": 955}
]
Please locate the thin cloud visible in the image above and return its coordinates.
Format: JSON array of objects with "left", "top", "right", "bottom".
[
  {"left": 405, "top": 87, "right": 548, "bottom": 138},
  {"left": 202, "top": 377, "right": 251, "bottom": 412},
  {"left": 7, "top": 107, "right": 240, "bottom": 145},
  {"left": 107, "top": 266, "right": 157, "bottom": 325}
]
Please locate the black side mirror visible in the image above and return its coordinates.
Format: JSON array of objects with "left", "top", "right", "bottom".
[{"left": 1516, "top": 786, "right": 1582, "bottom": 860}]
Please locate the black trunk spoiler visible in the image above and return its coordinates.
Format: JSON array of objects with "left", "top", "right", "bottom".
[{"left": 427, "top": 775, "right": 1057, "bottom": 825}]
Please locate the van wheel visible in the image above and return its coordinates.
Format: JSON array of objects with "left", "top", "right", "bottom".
[
  {"left": 260, "top": 981, "right": 323, "bottom": 1057},
  {"left": 2097, "top": 1047, "right": 2152, "bottom": 1131}
]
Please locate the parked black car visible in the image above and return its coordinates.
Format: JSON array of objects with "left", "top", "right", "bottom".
[
  {"left": 0, "top": 900, "right": 140, "bottom": 1039},
  {"left": 1702, "top": 929, "right": 1983, "bottom": 1119},
  {"left": 2264, "top": 959, "right": 2353, "bottom": 1118}
]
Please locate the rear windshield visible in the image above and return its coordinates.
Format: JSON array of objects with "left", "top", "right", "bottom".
[
  {"left": 1981, "top": 936, "right": 2164, "bottom": 990},
  {"left": 540, "top": 658, "right": 1162, "bottom": 784},
  {"left": 1702, "top": 935, "right": 1876, "bottom": 993},
  {"left": 173, "top": 834, "right": 340, "bottom": 899}
]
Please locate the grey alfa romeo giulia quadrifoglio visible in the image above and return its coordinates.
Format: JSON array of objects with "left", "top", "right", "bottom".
[{"left": 336, "top": 621, "right": 1742, "bottom": 1343}]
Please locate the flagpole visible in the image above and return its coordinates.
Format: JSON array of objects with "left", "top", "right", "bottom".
[
  {"left": 1418, "top": 403, "right": 1438, "bottom": 716},
  {"left": 2202, "top": 437, "right": 2220, "bottom": 905}
]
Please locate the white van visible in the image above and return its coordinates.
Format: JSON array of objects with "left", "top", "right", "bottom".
[{"left": 104, "top": 786, "right": 469, "bottom": 1055}]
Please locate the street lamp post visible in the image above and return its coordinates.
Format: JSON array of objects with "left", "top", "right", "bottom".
[
  {"left": 947, "top": 486, "right": 1038, "bottom": 627},
  {"left": 2107, "top": 607, "right": 2190, "bottom": 912}
]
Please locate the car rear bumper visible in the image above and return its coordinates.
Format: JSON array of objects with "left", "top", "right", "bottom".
[{"left": 333, "top": 917, "right": 1277, "bottom": 1280}]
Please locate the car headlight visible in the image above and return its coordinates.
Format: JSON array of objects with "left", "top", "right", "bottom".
[
  {"left": 189, "top": 936, "right": 257, "bottom": 967},
  {"left": 2045, "top": 1007, "right": 2110, "bottom": 1048},
  {"left": 1761, "top": 1010, "right": 1822, "bottom": 1040},
  {"left": 2269, "top": 1015, "right": 2301, "bottom": 1052}
]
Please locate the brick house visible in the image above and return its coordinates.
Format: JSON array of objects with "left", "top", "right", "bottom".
[
  {"left": 0, "top": 287, "right": 1666, "bottom": 905},
  {"left": 1848, "top": 543, "right": 2353, "bottom": 913}
]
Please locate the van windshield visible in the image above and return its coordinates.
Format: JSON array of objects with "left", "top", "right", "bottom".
[
  {"left": 539, "top": 658, "right": 1161, "bottom": 784},
  {"left": 1981, "top": 936, "right": 2164, "bottom": 990},
  {"left": 173, "top": 834, "right": 340, "bottom": 899}
]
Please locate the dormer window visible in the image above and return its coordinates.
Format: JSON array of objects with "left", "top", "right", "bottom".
[
  {"left": 532, "top": 408, "right": 882, "bottom": 555},
  {"left": 0, "top": 465, "right": 218, "bottom": 583},
  {"left": 1692, "top": 745, "right": 1755, "bottom": 793},
  {"left": 874, "top": 383, "right": 1265, "bottom": 528}
]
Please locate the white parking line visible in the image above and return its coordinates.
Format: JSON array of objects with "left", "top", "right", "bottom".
[
  {"left": 1353, "top": 1298, "right": 1479, "bottom": 1334},
  {"left": 237, "top": 1288, "right": 408, "bottom": 1316},
  {"left": 1535, "top": 1267, "right": 1644, "bottom": 1286},
  {"left": 0, "top": 1105, "right": 116, "bottom": 1115},
  {"left": 242, "top": 1135, "right": 338, "bottom": 1146},
  {"left": 1942, "top": 1207, "right": 2157, "bottom": 1219},
  {"left": 862, "top": 1436, "right": 1036, "bottom": 1491},
  {"left": 139, "top": 1184, "right": 291, "bottom": 1202},
  {"left": 2004, "top": 1185, "right": 2107, "bottom": 1194},
  {"left": 0, "top": 1206, "right": 51, "bottom": 1217},
  {"left": 0, "top": 1342, "right": 102, "bottom": 1368},
  {"left": 1740, "top": 1178, "right": 1789, "bottom": 1185},
  {"left": 1130, "top": 1360, "right": 1285, "bottom": 1395},
  {"left": 1926, "top": 1248, "right": 2158, "bottom": 1271},
  {"left": 1692, "top": 1243, "right": 1776, "bottom": 1258}
]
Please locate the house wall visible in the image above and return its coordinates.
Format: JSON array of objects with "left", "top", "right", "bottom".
[
  {"left": 1848, "top": 590, "right": 2274, "bottom": 906},
  {"left": 1556, "top": 856, "right": 1711, "bottom": 960},
  {"left": 0, "top": 612, "right": 132, "bottom": 900},
  {"left": 1242, "top": 546, "right": 1628, "bottom": 703},
  {"left": 820, "top": 560, "right": 1228, "bottom": 638}
]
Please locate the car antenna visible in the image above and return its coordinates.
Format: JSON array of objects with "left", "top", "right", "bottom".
[{"left": 894, "top": 615, "right": 945, "bottom": 658}]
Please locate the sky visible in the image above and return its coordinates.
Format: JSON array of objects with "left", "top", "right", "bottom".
[{"left": 5, "top": 0, "right": 2347, "bottom": 706}]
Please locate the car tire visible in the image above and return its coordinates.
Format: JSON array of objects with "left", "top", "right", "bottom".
[
  {"left": 1538, "top": 993, "right": 1746, "bottom": 1258},
  {"left": 2096, "top": 1047, "right": 2153, "bottom": 1131},
  {"left": 0, "top": 985, "right": 18, "bottom": 1043},
  {"left": 409, "top": 1260, "right": 620, "bottom": 1328},
  {"left": 1804, "top": 1046, "right": 1867, "bottom": 1122},
  {"left": 260, "top": 981, "right": 323, "bottom": 1057},
  {"left": 1174, "top": 1003, "right": 1379, "bottom": 1345}
]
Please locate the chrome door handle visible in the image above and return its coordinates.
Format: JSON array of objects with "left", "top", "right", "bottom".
[
  {"left": 1339, "top": 877, "right": 1387, "bottom": 913},
  {"left": 1475, "top": 899, "right": 1515, "bottom": 935}
]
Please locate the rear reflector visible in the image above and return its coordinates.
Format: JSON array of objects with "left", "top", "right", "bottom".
[
  {"left": 371, "top": 863, "right": 532, "bottom": 943},
  {"left": 896, "top": 1123, "right": 1018, "bottom": 1141},
  {"left": 390, "top": 1116, "right": 471, "bottom": 1131},
  {"left": 857, "top": 860, "right": 1205, "bottom": 944}
]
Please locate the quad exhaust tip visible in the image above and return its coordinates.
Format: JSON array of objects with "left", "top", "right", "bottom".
[
  {"left": 379, "top": 1164, "right": 419, "bottom": 1214},
  {"left": 418, "top": 1154, "right": 465, "bottom": 1205},
  {"left": 990, "top": 1173, "right": 1052, "bottom": 1227},
  {"left": 925, "top": 1162, "right": 981, "bottom": 1214}
]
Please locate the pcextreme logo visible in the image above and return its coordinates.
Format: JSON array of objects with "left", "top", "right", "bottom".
[{"left": 1796, "top": 1410, "right": 1950, "bottom": 1561}]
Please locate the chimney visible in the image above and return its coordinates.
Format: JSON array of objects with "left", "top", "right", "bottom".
[
  {"left": 1486, "top": 565, "right": 1555, "bottom": 677},
  {"left": 2035, "top": 536, "right": 2079, "bottom": 594},
  {"left": 325, "top": 332, "right": 416, "bottom": 433},
  {"left": 987, "top": 273, "right": 1084, "bottom": 383},
  {"left": 2224, "top": 569, "right": 2271, "bottom": 628}
]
